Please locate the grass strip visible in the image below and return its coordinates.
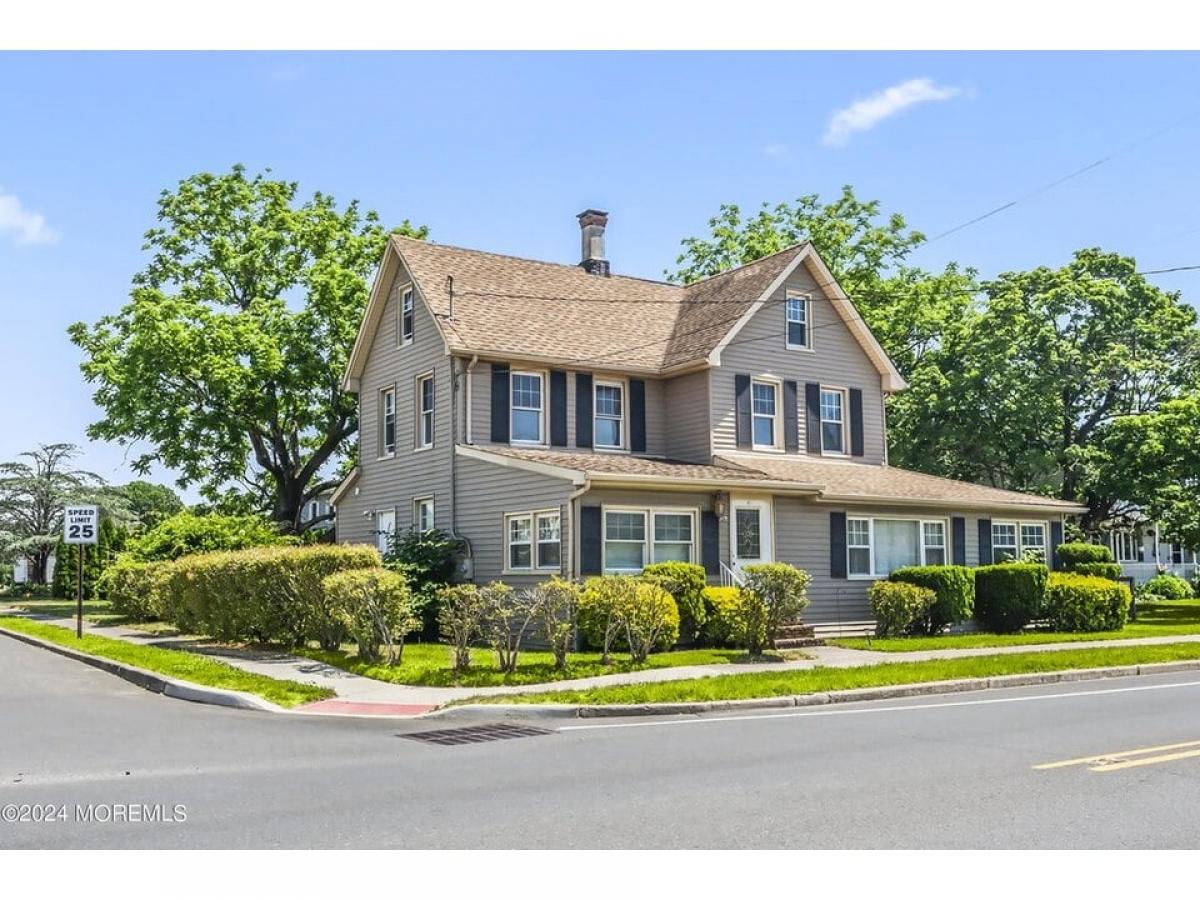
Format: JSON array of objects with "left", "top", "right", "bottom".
[
  {"left": 0, "top": 616, "right": 332, "bottom": 708},
  {"left": 473, "top": 642, "right": 1200, "bottom": 705}
]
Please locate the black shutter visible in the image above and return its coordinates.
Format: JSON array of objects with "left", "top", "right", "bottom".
[
  {"left": 549, "top": 370, "right": 567, "bottom": 447},
  {"left": 701, "top": 511, "right": 720, "bottom": 576},
  {"left": 629, "top": 378, "right": 646, "bottom": 452},
  {"left": 978, "top": 518, "right": 993, "bottom": 565},
  {"left": 1050, "top": 520, "right": 1064, "bottom": 570},
  {"left": 734, "top": 374, "right": 752, "bottom": 449},
  {"left": 830, "top": 511, "right": 847, "bottom": 578},
  {"left": 849, "top": 388, "right": 864, "bottom": 457},
  {"left": 580, "top": 505, "right": 602, "bottom": 575},
  {"left": 805, "top": 383, "right": 821, "bottom": 453},
  {"left": 952, "top": 516, "right": 967, "bottom": 566},
  {"left": 490, "top": 364, "right": 509, "bottom": 444},
  {"left": 575, "top": 372, "right": 593, "bottom": 448},
  {"left": 783, "top": 380, "right": 799, "bottom": 452}
]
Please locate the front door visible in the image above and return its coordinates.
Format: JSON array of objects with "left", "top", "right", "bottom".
[
  {"left": 730, "top": 498, "right": 773, "bottom": 579},
  {"left": 375, "top": 509, "right": 396, "bottom": 555}
]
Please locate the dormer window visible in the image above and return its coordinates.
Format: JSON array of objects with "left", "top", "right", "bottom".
[
  {"left": 510, "top": 371, "right": 544, "bottom": 444},
  {"left": 594, "top": 380, "right": 625, "bottom": 449},
  {"left": 751, "top": 378, "right": 780, "bottom": 449},
  {"left": 399, "top": 287, "right": 414, "bottom": 346},
  {"left": 786, "top": 293, "right": 810, "bottom": 349}
]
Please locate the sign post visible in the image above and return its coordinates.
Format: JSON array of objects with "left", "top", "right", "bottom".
[{"left": 63, "top": 505, "right": 99, "bottom": 638}]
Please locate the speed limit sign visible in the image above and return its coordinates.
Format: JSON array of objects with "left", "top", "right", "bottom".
[{"left": 63, "top": 505, "right": 99, "bottom": 545}]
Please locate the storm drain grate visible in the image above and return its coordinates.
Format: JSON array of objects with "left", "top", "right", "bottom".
[{"left": 400, "top": 722, "right": 555, "bottom": 746}]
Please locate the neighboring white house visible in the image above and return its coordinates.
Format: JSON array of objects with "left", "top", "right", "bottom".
[
  {"left": 1105, "top": 522, "right": 1198, "bottom": 585},
  {"left": 11, "top": 553, "right": 55, "bottom": 585},
  {"left": 300, "top": 490, "right": 335, "bottom": 534}
]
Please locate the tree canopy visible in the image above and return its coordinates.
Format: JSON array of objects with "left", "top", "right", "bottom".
[
  {"left": 69, "top": 165, "right": 427, "bottom": 532},
  {"left": 120, "top": 480, "right": 185, "bottom": 530}
]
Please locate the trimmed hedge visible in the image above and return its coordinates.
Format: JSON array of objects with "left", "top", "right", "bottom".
[
  {"left": 124, "top": 512, "right": 294, "bottom": 562},
  {"left": 101, "top": 557, "right": 171, "bottom": 622},
  {"left": 1072, "top": 561, "right": 1122, "bottom": 581},
  {"left": 889, "top": 565, "right": 974, "bottom": 633},
  {"left": 974, "top": 563, "right": 1049, "bottom": 633},
  {"left": 1144, "top": 573, "right": 1194, "bottom": 600},
  {"left": 164, "top": 544, "right": 382, "bottom": 646},
  {"left": 1057, "top": 542, "right": 1114, "bottom": 569},
  {"left": 700, "top": 586, "right": 742, "bottom": 648},
  {"left": 870, "top": 581, "right": 935, "bottom": 637},
  {"left": 1044, "top": 572, "right": 1131, "bottom": 632},
  {"left": 641, "top": 561, "right": 707, "bottom": 645}
]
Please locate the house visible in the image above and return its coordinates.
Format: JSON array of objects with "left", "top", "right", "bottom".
[
  {"left": 334, "top": 210, "right": 1086, "bottom": 628},
  {"left": 299, "top": 489, "right": 335, "bottom": 535},
  {"left": 1103, "top": 519, "right": 1198, "bottom": 585}
]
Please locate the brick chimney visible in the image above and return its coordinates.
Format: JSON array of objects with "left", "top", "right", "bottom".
[{"left": 577, "top": 209, "right": 610, "bottom": 276}]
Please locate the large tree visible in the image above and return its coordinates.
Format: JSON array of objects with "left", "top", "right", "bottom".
[
  {"left": 69, "top": 166, "right": 427, "bottom": 532},
  {"left": 0, "top": 444, "right": 110, "bottom": 583},
  {"left": 120, "top": 480, "right": 184, "bottom": 530}
]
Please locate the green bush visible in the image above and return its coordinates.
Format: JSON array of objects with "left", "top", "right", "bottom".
[
  {"left": 386, "top": 527, "right": 464, "bottom": 638},
  {"left": 889, "top": 565, "right": 974, "bottom": 632},
  {"left": 700, "top": 586, "right": 743, "bottom": 648},
  {"left": 1072, "top": 561, "right": 1122, "bottom": 581},
  {"left": 1044, "top": 572, "right": 1131, "bottom": 632},
  {"left": 437, "top": 584, "right": 487, "bottom": 672},
  {"left": 165, "top": 544, "right": 381, "bottom": 645},
  {"left": 1144, "top": 573, "right": 1195, "bottom": 600},
  {"left": 641, "top": 561, "right": 707, "bottom": 645},
  {"left": 321, "top": 568, "right": 417, "bottom": 663},
  {"left": 530, "top": 577, "right": 579, "bottom": 670},
  {"left": 870, "top": 581, "right": 936, "bottom": 637},
  {"left": 619, "top": 581, "right": 680, "bottom": 663},
  {"left": 1057, "top": 542, "right": 1114, "bottom": 569},
  {"left": 125, "top": 512, "right": 293, "bottom": 563},
  {"left": 973, "top": 563, "right": 1049, "bottom": 633},
  {"left": 578, "top": 575, "right": 680, "bottom": 660},
  {"left": 738, "top": 562, "right": 812, "bottom": 655},
  {"left": 101, "top": 557, "right": 172, "bottom": 622}
]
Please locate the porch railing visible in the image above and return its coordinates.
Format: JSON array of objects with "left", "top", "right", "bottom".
[
  {"left": 1119, "top": 562, "right": 1198, "bottom": 586},
  {"left": 719, "top": 562, "right": 744, "bottom": 588}
]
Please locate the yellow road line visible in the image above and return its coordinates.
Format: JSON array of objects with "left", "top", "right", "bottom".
[
  {"left": 1091, "top": 747, "right": 1200, "bottom": 772},
  {"left": 1033, "top": 739, "right": 1200, "bottom": 770}
]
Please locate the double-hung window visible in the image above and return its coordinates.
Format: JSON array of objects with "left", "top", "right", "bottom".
[
  {"left": 416, "top": 373, "right": 434, "bottom": 449},
  {"left": 1020, "top": 523, "right": 1047, "bottom": 562},
  {"left": 847, "top": 516, "right": 950, "bottom": 577},
  {"left": 399, "top": 287, "right": 414, "bottom": 345},
  {"left": 603, "top": 508, "right": 697, "bottom": 571},
  {"left": 505, "top": 510, "right": 561, "bottom": 572},
  {"left": 652, "top": 512, "right": 694, "bottom": 563},
  {"left": 594, "top": 381, "right": 625, "bottom": 449},
  {"left": 820, "top": 388, "right": 846, "bottom": 454},
  {"left": 991, "top": 522, "right": 1018, "bottom": 562},
  {"left": 511, "top": 372, "right": 544, "bottom": 444},
  {"left": 751, "top": 379, "right": 780, "bottom": 449},
  {"left": 991, "top": 521, "right": 1047, "bottom": 562},
  {"left": 786, "top": 293, "right": 810, "bottom": 349},
  {"left": 414, "top": 497, "right": 434, "bottom": 533},
  {"left": 604, "top": 510, "right": 646, "bottom": 571},
  {"left": 379, "top": 387, "right": 396, "bottom": 456}
]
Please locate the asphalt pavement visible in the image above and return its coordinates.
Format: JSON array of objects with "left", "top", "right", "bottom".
[{"left": 3, "top": 634, "right": 1199, "bottom": 849}]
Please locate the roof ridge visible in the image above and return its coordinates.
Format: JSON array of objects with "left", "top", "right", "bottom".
[{"left": 680, "top": 241, "right": 809, "bottom": 290}]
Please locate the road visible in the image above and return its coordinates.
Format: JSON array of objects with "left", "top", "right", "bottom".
[{"left": 2, "top": 635, "right": 1199, "bottom": 849}]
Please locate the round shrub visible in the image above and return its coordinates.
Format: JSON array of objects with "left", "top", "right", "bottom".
[
  {"left": 620, "top": 580, "right": 680, "bottom": 662},
  {"left": 1044, "top": 572, "right": 1131, "bottom": 632},
  {"left": 1072, "top": 561, "right": 1122, "bottom": 581},
  {"left": 322, "top": 568, "right": 417, "bottom": 663},
  {"left": 869, "top": 581, "right": 935, "bottom": 637},
  {"left": 1057, "top": 542, "right": 1114, "bottom": 570},
  {"left": 1144, "top": 573, "right": 1194, "bottom": 600},
  {"left": 738, "top": 562, "right": 812, "bottom": 655},
  {"left": 889, "top": 565, "right": 974, "bottom": 632},
  {"left": 701, "top": 586, "right": 742, "bottom": 648},
  {"left": 100, "top": 556, "right": 172, "bottom": 622},
  {"left": 641, "top": 561, "right": 707, "bottom": 645},
  {"left": 578, "top": 575, "right": 679, "bottom": 659},
  {"left": 973, "top": 563, "right": 1049, "bottom": 633}
]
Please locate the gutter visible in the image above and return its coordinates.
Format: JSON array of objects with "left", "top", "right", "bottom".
[{"left": 811, "top": 493, "right": 1090, "bottom": 516}]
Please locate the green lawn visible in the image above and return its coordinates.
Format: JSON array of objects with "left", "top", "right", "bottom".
[
  {"left": 296, "top": 642, "right": 755, "bottom": 687},
  {"left": 828, "top": 600, "right": 1200, "bottom": 652},
  {"left": 474, "top": 641, "right": 1200, "bottom": 705},
  {"left": 0, "top": 616, "right": 332, "bottom": 708}
]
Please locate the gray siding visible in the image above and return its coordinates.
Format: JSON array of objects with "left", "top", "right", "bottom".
[
  {"left": 712, "top": 268, "right": 888, "bottom": 464},
  {"left": 662, "top": 369, "right": 711, "bottom": 462},
  {"left": 455, "top": 454, "right": 576, "bottom": 588},
  {"left": 337, "top": 264, "right": 453, "bottom": 544}
]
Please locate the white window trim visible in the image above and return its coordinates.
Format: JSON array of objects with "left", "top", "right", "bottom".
[
  {"left": 1111, "top": 529, "right": 1141, "bottom": 563},
  {"left": 785, "top": 291, "right": 813, "bottom": 351},
  {"left": 750, "top": 376, "right": 784, "bottom": 452},
  {"left": 602, "top": 505, "right": 699, "bottom": 573},
  {"left": 509, "top": 369, "right": 547, "bottom": 446},
  {"left": 415, "top": 371, "right": 435, "bottom": 451},
  {"left": 819, "top": 385, "right": 849, "bottom": 457},
  {"left": 413, "top": 496, "right": 435, "bottom": 533},
  {"left": 503, "top": 509, "right": 561, "bottom": 574},
  {"left": 398, "top": 284, "right": 415, "bottom": 347},
  {"left": 378, "top": 386, "right": 396, "bottom": 459},
  {"left": 992, "top": 520, "right": 1049, "bottom": 562},
  {"left": 846, "top": 515, "right": 952, "bottom": 580},
  {"left": 593, "top": 378, "right": 628, "bottom": 452}
]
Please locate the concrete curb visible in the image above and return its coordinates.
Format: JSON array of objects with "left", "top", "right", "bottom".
[
  {"left": 430, "top": 659, "right": 1200, "bottom": 720},
  {"left": 0, "top": 625, "right": 286, "bottom": 714}
]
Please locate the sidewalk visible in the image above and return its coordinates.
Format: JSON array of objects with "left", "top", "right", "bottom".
[{"left": 7, "top": 605, "right": 1200, "bottom": 717}]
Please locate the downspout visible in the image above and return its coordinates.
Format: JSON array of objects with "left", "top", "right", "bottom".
[
  {"left": 448, "top": 341, "right": 475, "bottom": 579},
  {"left": 567, "top": 478, "right": 592, "bottom": 581}
]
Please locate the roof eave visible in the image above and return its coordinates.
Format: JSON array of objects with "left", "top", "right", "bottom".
[{"left": 812, "top": 492, "right": 1087, "bottom": 515}]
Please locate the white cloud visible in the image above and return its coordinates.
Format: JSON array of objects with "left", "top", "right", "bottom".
[
  {"left": 823, "top": 78, "right": 962, "bottom": 147},
  {"left": 0, "top": 188, "right": 58, "bottom": 245}
]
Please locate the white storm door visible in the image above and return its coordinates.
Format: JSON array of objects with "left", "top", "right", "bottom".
[
  {"left": 375, "top": 509, "right": 396, "bottom": 555},
  {"left": 731, "top": 498, "right": 773, "bottom": 578}
]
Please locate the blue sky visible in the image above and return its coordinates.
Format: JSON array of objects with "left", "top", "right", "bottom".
[{"left": 2, "top": 51, "right": 1199, "bottom": 496}]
